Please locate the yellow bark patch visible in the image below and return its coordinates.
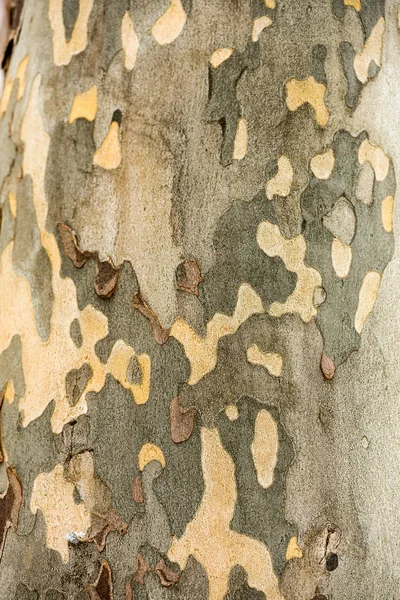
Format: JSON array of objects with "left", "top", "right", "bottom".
[
  {"left": 68, "top": 86, "right": 98, "bottom": 124},
  {"left": 331, "top": 238, "right": 352, "bottom": 278},
  {"left": 358, "top": 138, "right": 389, "bottom": 182},
  {"left": 354, "top": 17, "right": 385, "bottom": 84},
  {"left": 48, "top": 0, "right": 94, "bottom": 66},
  {"left": 151, "top": 0, "right": 187, "bottom": 45},
  {"left": 257, "top": 221, "right": 322, "bottom": 322},
  {"left": 252, "top": 16, "right": 272, "bottom": 42},
  {"left": 285, "top": 536, "right": 303, "bottom": 560},
  {"left": 264, "top": 0, "right": 276, "bottom": 7},
  {"left": 170, "top": 284, "right": 264, "bottom": 385},
  {"left": 4, "top": 380, "right": 15, "bottom": 404},
  {"left": 138, "top": 443, "right": 166, "bottom": 471},
  {"left": 266, "top": 155, "right": 293, "bottom": 200},
  {"left": 30, "top": 464, "right": 91, "bottom": 563},
  {"left": 8, "top": 192, "right": 17, "bottom": 218},
  {"left": 121, "top": 11, "right": 140, "bottom": 71},
  {"left": 93, "top": 122, "right": 122, "bottom": 170},
  {"left": 381, "top": 195, "right": 394, "bottom": 233},
  {"left": 247, "top": 344, "right": 283, "bottom": 377},
  {"left": 0, "top": 78, "right": 13, "bottom": 119},
  {"left": 168, "top": 428, "right": 283, "bottom": 600},
  {"left": 285, "top": 76, "right": 329, "bottom": 127},
  {"left": 310, "top": 148, "right": 335, "bottom": 180},
  {"left": 355, "top": 271, "right": 381, "bottom": 334},
  {"left": 16, "top": 55, "right": 29, "bottom": 100},
  {"left": 251, "top": 410, "right": 278, "bottom": 489},
  {"left": 210, "top": 48, "right": 234, "bottom": 68},
  {"left": 233, "top": 117, "right": 248, "bottom": 161},
  {"left": 225, "top": 404, "right": 239, "bottom": 421},
  {"left": 344, "top": 0, "right": 361, "bottom": 10}
]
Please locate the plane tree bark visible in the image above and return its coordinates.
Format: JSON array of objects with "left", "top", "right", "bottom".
[{"left": 1, "top": 1, "right": 400, "bottom": 599}]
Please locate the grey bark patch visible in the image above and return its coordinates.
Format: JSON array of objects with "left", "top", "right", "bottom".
[
  {"left": 322, "top": 197, "right": 356, "bottom": 245},
  {"left": 70, "top": 118, "right": 95, "bottom": 173},
  {"left": 340, "top": 42, "right": 363, "bottom": 110},
  {"left": 14, "top": 583, "right": 39, "bottom": 600},
  {"left": 311, "top": 44, "right": 327, "bottom": 85},
  {"left": 45, "top": 590, "right": 66, "bottom": 600},
  {"left": 126, "top": 355, "right": 142, "bottom": 385},
  {"left": 200, "top": 190, "right": 296, "bottom": 321},
  {"left": 207, "top": 41, "right": 260, "bottom": 166},
  {"left": 70, "top": 318, "right": 83, "bottom": 347},
  {"left": 0, "top": 334, "right": 25, "bottom": 399},
  {"left": 217, "top": 397, "right": 296, "bottom": 577},
  {"left": 65, "top": 363, "right": 93, "bottom": 407},
  {"left": 62, "top": 0, "right": 80, "bottom": 42},
  {"left": 223, "top": 565, "right": 266, "bottom": 600},
  {"left": 12, "top": 176, "right": 54, "bottom": 341}
]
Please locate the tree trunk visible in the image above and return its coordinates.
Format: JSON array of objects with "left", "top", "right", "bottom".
[{"left": 0, "top": 0, "right": 399, "bottom": 598}]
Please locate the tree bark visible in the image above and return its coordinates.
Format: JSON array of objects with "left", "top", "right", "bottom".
[{"left": 0, "top": 0, "right": 400, "bottom": 598}]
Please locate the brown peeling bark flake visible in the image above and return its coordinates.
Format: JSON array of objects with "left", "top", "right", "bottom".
[
  {"left": 88, "top": 509, "right": 128, "bottom": 552},
  {"left": 131, "top": 475, "right": 144, "bottom": 503},
  {"left": 58, "top": 222, "right": 91, "bottom": 268},
  {"left": 170, "top": 396, "right": 195, "bottom": 443},
  {"left": 320, "top": 352, "right": 335, "bottom": 380},
  {"left": 87, "top": 560, "right": 113, "bottom": 600},
  {"left": 176, "top": 259, "right": 203, "bottom": 295},
  {"left": 154, "top": 558, "right": 181, "bottom": 587},
  {"left": 0, "top": 467, "right": 23, "bottom": 560},
  {"left": 94, "top": 259, "right": 120, "bottom": 298},
  {"left": 132, "top": 292, "right": 170, "bottom": 345},
  {"left": 133, "top": 553, "right": 151, "bottom": 585}
]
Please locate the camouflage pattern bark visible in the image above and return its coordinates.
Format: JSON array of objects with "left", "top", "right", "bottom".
[{"left": 0, "top": 0, "right": 400, "bottom": 598}]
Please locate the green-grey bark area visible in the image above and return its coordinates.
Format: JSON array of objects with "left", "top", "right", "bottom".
[{"left": 1, "top": 0, "right": 400, "bottom": 599}]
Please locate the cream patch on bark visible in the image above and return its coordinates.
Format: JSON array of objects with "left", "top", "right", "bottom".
[
  {"left": 251, "top": 410, "right": 279, "bottom": 489},
  {"left": 285, "top": 76, "right": 329, "bottom": 127},
  {"left": 247, "top": 344, "right": 283, "bottom": 377},
  {"left": 151, "top": 0, "right": 187, "bottom": 46},
  {"left": 121, "top": 11, "right": 140, "bottom": 71},
  {"left": 48, "top": 0, "right": 94, "bottom": 66},
  {"left": 355, "top": 271, "right": 381, "bottom": 334}
]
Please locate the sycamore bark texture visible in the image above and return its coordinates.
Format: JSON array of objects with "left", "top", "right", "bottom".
[{"left": 1, "top": 0, "right": 400, "bottom": 598}]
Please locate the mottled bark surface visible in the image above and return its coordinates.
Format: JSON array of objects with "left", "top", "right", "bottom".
[{"left": 0, "top": 0, "right": 400, "bottom": 598}]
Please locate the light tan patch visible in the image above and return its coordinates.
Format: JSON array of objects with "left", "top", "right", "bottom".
[
  {"left": 8, "top": 192, "right": 17, "bottom": 218},
  {"left": 168, "top": 428, "right": 282, "bottom": 600},
  {"left": 170, "top": 284, "right": 264, "bottom": 385},
  {"left": 358, "top": 138, "right": 389, "bottom": 182},
  {"left": 331, "top": 238, "right": 352, "bottom": 278},
  {"left": 151, "top": 0, "right": 187, "bottom": 45},
  {"left": 225, "top": 404, "right": 239, "bottom": 421},
  {"left": 344, "top": 0, "right": 361, "bottom": 10},
  {"left": 266, "top": 156, "right": 293, "bottom": 200},
  {"left": 285, "top": 536, "right": 303, "bottom": 560},
  {"left": 354, "top": 17, "right": 385, "bottom": 84},
  {"left": 30, "top": 464, "right": 91, "bottom": 563},
  {"left": 381, "top": 195, "right": 394, "bottom": 233},
  {"left": 355, "top": 271, "right": 381, "bottom": 334},
  {"left": 68, "top": 86, "right": 98, "bottom": 124},
  {"left": 121, "top": 11, "right": 140, "bottom": 71},
  {"left": 251, "top": 410, "right": 278, "bottom": 489},
  {"left": 252, "top": 16, "right": 272, "bottom": 42},
  {"left": 247, "top": 344, "right": 283, "bottom": 377},
  {"left": 0, "top": 78, "right": 13, "bottom": 119},
  {"left": 285, "top": 76, "right": 329, "bottom": 127},
  {"left": 93, "top": 121, "right": 122, "bottom": 170},
  {"left": 48, "top": 0, "right": 94, "bottom": 66},
  {"left": 257, "top": 221, "right": 322, "bottom": 322},
  {"left": 233, "top": 117, "right": 248, "bottom": 161},
  {"left": 310, "top": 148, "right": 334, "bottom": 180},
  {"left": 16, "top": 55, "right": 29, "bottom": 100},
  {"left": 264, "top": 0, "right": 276, "bottom": 7},
  {"left": 356, "top": 162, "right": 374, "bottom": 205},
  {"left": 138, "top": 443, "right": 166, "bottom": 471},
  {"left": 209, "top": 48, "right": 234, "bottom": 68}
]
